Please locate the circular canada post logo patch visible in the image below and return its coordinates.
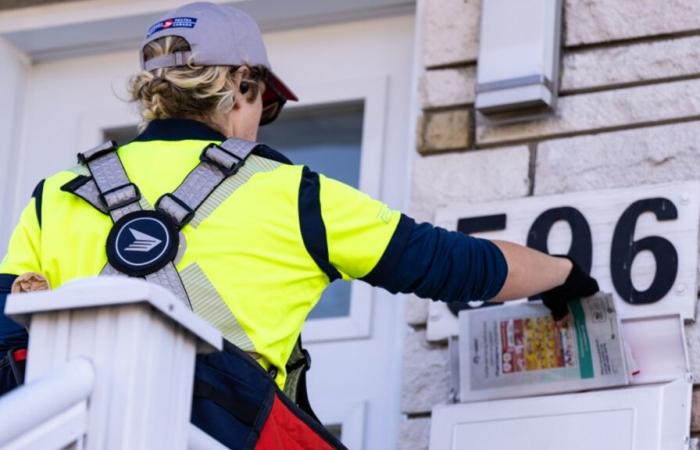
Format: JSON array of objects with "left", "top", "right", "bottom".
[{"left": 106, "top": 210, "right": 179, "bottom": 277}]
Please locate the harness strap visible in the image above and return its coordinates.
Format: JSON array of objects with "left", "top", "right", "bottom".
[
  {"left": 78, "top": 142, "right": 142, "bottom": 221},
  {"left": 60, "top": 175, "right": 108, "bottom": 214},
  {"left": 77, "top": 141, "right": 191, "bottom": 306},
  {"left": 72, "top": 138, "right": 258, "bottom": 306},
  {"left": 145, "top": 265, "right": 191, "bottom": 307},
  {"left": 284, "top": 336, "right": 319, "bottom": 422},
  {"left": 156, "top": 139, "right": 258, "bottom": 228}
]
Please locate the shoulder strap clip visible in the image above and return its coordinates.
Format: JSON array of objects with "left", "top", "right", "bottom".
[
  {"left": 77, "top": 140, "right": 117, "bottom": 165},
  {"left": 200, "top": 140, "right": 255, "bottom": 176},
  {"left": 153, "top": 137, "right": 257, "bottom": 227},
  {"left": 101, "top": 182, "right": 141, "bottom": 212},
  {"left": 286, "top": 347, "right": 311, "bottom": 372},
  {"left": 156, "top": 193, "right": 195, "bottom": 228}
]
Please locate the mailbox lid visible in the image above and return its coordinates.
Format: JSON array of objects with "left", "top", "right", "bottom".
[{"left": 622, "top": 314, "right": 690, "bottom": 385}]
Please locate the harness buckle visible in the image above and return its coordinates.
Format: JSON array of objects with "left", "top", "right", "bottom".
[
  {"left": 286, "top": 348, "right": 312, "bottom": 372},
  {"left": 156, "top": 193, "right": 195, "bottom": 228},
  {"left": 77, "top": 140, "right": 118, "bottom": 164},
  {"left": 100, "top": 183, "right": 141, "bottom": 211},
  {"left": 302, "top": 348, "right": 311, "bottom": 370},
  {"left": 200, "top": 144, "right": 245, "bottom": 177}
]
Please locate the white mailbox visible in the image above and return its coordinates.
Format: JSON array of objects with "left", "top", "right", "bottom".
[
  {"left": 430, "top": 377, "right": 692, "bottom": 450},
  {"left": 475, "top": 0, "right": 563, "bottom": 116},
  {"left": 428, "top": 181, "right": 698, "bottom": 449},
  {"left": 431, "top": 308, "right": 693, "bottom": 450}
]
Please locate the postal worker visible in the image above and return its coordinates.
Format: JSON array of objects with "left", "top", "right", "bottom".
[{"left": 0, "top": 2, "right": 599, "bottom": 447}]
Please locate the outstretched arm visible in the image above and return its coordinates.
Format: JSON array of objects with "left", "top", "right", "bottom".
[
  {"left": 313, "top": 172, "right": 598, "bottom": 315},
  {"left": 359, "top": 219, "right": 598, "bottom": 318},
  {"left": 490, "top": 240, "right": 572, "bottom": 302}
]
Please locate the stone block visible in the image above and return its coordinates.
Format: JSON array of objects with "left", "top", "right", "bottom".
[
  {"left": 562, "top": 36, "right": 700, "bottom": 93},
  {"left": 535, "top": 120, "right": 700, "bottom": 295},
  {"left": 534, "top": 120, "right": 700, "bottom": 195},
  {"left": 398, "top": 417, "right": 431, "bottom": 450},
  {"left": 692, "top": 389, "right": 700, "bottom": 432},
  {"left": 423, "top": 0, "right": 480, "bottom": 68},
  {"left": 401, "top": 329, "right": 450, "bottom": 414},
  {"left": 411, "top": 145, "right": 530, "bottom": 223},
  {"left": 565, "top": 0, "right": 700, "bottom": 47},
  {"left": 415, "top": 115, "right": 426, "bottom": 151},
  {"left": 686, "top": 316, "right": 700, "bottom": 383},
  {"left": 421, "top": 66, "right": 476, "bottom": 109},
  {"left": 477, "top": 78, "right": 700, "bottom": 146},
  {"left": 418, "top": 109, "right": 472, "bottom": 154},
  {"left": 406, "top": 294, "right": 429, "bottom": 326}
]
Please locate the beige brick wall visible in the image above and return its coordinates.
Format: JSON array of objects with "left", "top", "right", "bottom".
[{"left": 403, "top": 1, "right": 700, "bottom": 448}]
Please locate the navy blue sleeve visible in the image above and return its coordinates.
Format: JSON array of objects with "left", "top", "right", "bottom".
[
  {"left": 0, "top": 275, "right": 27, "bottom": 350},
  {"left": 362, "top": 215, "right": 508, "bottom": 302}
]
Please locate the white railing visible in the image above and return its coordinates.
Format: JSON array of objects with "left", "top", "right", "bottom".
[
  {"left": 0, "top": 358, "right": 93, "bottom": 450},
  {"left": 0, "top": 277, "right": 227, "bottom": 450}
]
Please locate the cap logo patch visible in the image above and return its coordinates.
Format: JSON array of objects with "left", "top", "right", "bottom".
[{"left": 146, "top": 17, "right": 197, "bottom": 38}]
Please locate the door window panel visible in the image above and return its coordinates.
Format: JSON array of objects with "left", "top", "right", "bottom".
[
  {"left": 258, "top": 101, "right": 364, "bottom": 320},
  {"left": 104, "top": 125, "right": 138, "bottom": 146}
]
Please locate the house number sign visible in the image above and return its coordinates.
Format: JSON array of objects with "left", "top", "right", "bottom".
[{"left": 426, "top": 181, "right": 700, "bottom": 342}]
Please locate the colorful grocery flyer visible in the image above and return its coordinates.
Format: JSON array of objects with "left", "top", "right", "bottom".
[{"left": 459, "top": 293, "right": 628, "bottom": 402}]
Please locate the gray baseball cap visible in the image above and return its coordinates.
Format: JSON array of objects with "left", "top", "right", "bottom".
[{"left": 140, "top": 2, "right": 297, "bottom": 124}]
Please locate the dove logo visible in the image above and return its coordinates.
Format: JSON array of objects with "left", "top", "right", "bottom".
[
  {"left": 106, "top": 211, "right": 179, "bottom": 277},
  {"left": 125, "top": 229, "right": 163, "bottom": 253}
]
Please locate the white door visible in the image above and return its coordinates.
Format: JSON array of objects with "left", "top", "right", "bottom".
[{"left": 7, "top": 14, "right": 415, "bottom": 450}]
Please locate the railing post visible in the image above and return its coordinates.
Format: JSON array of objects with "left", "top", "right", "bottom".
[{"left": 5, "top": 277, "right": 222, "bottom": 450}]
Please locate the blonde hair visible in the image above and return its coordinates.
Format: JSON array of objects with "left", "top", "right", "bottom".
[{"left": 129, "top": 36, "right": 267, "bottom": 128}]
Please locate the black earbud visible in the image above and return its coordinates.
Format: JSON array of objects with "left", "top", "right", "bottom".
[{"left": 239, "top": 81, "right": 250, "bottom": 95}]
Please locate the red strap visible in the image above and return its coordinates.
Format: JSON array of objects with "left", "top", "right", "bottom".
[{"left": 12, "top": 349, "right": 27, "bottom": 362}]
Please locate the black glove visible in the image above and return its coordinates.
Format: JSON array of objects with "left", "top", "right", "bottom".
[{"left": 540, "top": 256, "right": 599, "bottom": 321}]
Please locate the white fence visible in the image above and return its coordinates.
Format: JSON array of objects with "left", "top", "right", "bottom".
[{"left": 0, "top": 277, "right": 227, "bottom": 450}]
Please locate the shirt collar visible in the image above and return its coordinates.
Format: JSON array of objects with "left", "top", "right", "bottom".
[
  {"left": 134, "top": 118, "right": 227, "bottom": 142},
  {"left": 131, "top": 118, "right": 293, "bottom": 165}
]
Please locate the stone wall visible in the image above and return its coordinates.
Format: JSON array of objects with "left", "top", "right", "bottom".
[{"left": 401, "top": 1, "right": 700, "bottom": 448}]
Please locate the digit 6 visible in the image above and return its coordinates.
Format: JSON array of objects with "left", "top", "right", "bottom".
[{"left": 610, "top": 198, "right": 679, "bottom": 304}]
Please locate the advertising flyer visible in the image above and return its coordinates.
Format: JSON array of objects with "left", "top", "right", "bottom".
[{"left": 459, "top": 293, "right": 629, "bottom": 402}]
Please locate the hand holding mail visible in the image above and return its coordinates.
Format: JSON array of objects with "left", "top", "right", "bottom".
[{"left": 540, "top": 256, "right": 599, "bottom": 321}]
